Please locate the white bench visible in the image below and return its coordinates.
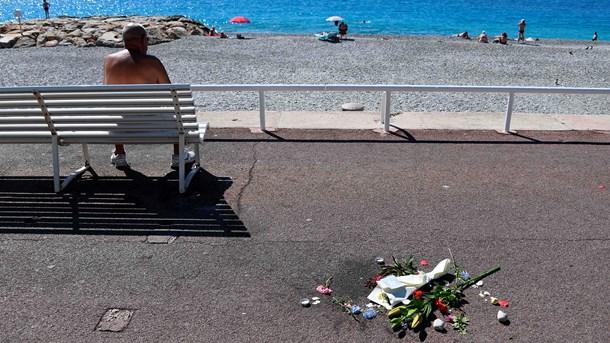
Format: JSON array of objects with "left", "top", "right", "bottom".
[{"left": 0, "top": 84, "right": 208, "bottom": 193}]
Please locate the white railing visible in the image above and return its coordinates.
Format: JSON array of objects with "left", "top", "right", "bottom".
[{"left": 191, "top": 84, "right": 610, "bottom": 133}]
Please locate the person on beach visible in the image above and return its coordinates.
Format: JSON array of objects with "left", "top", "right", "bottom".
[
  {"left": 456, "top": 31, "right": 470, "bottom": 39},
  {"left": 477, "top": 31, "right": 489, "bottom": 43},
  {"left": 517, "top": 19, "right": 526, "bottom": 43},
  {"left": 338, "top": 21, "right": 348, "bottom": 39},
  {"left": 43, "top": 0, "right": 50, "bottom": 19},
  {"left": 493, "top": 32, "right": 508, "bottom": 44},
  {"left": 592, "top": 32, "right": 598, "bottom": 41},
  {"left": 103, "top": 23, "right": 195, "bottom": 169}
]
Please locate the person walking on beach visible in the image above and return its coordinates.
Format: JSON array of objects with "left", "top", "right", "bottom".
[
  {"left": 103, "top": 23, "right": 195, "bottom": 169},
  {"left": 43, "top": 0, "right": 50, "bottom": 19},
  {"left": 592, "top": 32, "right": 598, "bottom": 41},
  {"left": 517, "top": 19, "right": 526, "bottom": 43}
]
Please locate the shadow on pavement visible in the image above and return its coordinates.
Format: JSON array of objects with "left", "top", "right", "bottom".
[
  {"left": 207, "top": 128, "right": 610, "bottom": 145},
  {"left": 0, "top": 169, "right": 249, "bottom": 237}
]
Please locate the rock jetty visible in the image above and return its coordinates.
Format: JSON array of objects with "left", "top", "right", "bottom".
[{"left": 0, "top": 15, "right": 211, "bottom": 49}]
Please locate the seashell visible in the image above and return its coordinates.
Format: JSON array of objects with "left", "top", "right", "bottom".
[
  {"left": 490, "top": 297, "right": 498, "bottom": 305},
  {"left": 375, "top": 257, "right": 385, "bottom": 265},
  {"left": 476, "top": 281, "right": 484, "bottom": 287},
  {"left": 300, "top": 298, "right": 311, "bottom": 307},
  {"left": 479, "top": 292, "right": 485, "bottom": 297},
  {"left": 497, "top": 310, "right": 509, "bottom": 323},
  {"left": 433, "top": 318, "right": 445, "bottom": 331},
  {"left": 483, "top": 291, "right": 491, "bottom": 296}
]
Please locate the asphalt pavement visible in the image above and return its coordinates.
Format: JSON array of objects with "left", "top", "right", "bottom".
[{"left": 0, "top": 126, "right": 608, "bottom": 342}]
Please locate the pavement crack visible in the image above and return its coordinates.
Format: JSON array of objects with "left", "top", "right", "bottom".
[{"left": 235, "top": 141, "right": 259, "bottom": 214}]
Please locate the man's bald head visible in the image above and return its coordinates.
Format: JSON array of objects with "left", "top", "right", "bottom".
[{"left": 122, "top": 23, "right": 147, "bottom": 46}]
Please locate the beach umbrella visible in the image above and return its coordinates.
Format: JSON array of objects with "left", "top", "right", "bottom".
[
  {"left": 325, "top": 16, "right": 344, "bottom": 23},
  {"left": 229, "top": 16, "right": 251, "bottom": 24}
]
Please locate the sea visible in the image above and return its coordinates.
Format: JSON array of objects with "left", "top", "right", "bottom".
[{"left": 1, "top": 0, "right": 607, "bottom": 40}]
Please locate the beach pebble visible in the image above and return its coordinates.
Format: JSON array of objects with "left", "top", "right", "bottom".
[
  {"left": 497, "top": 310, "right": 509, "bottom": 323},
  {"left": 433, "top": 318, "right": 445, "bottom": 331},
  {"left": 476, "top": 281, "right": 484, "bottom": 287},
  {"left": 490, "top": 297, "right": 499, "bottom": 305},
  {"left": 341, "top": 102, "right": 364, "bottom": 111},
  {"left": 300, "top": 298, "right": 310, "bottom": 307}
]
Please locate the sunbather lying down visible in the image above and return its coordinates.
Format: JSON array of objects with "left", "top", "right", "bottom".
[{"left": 317, "top": 31, "right": 340, "bottom": 42}]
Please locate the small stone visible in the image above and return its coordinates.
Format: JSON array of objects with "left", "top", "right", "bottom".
[
  {"left": 497, "top": 310, "right": 509, "bottom": 323},
  {"left": 490, "top": 297, "right": 499, "bottom": 305},
  {"left": 433, "top": 318, "right": 445, "bottom": 331},
  {"left": 476, "top": 281, "right": 484, "bottom": 287},
  {"left": 375, "top": 257, "right": 385, "bottom": 265},
  {"left": 96, "top": 309, "right": 134, "bottom": 332},
  {"left": 341, "top": 102, "right": 364, "bottom": 111}
]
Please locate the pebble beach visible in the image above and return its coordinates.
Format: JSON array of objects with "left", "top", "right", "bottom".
[{"left": 1, "top": 32, "right": 609, "bottom": 115}]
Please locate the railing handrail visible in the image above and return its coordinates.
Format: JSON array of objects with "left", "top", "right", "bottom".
[
  {"left": 191, "top": 84, "right": 610, "bottom": 95},
  {"left": 196, "top": 84, "right": 610, "bottom": 133}
]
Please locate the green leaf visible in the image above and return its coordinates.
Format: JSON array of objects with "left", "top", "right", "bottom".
[
  {"left": 391, "top": 318, "right": 403, "bottom": 324},
  {"left": 407, "top": 308, "right": 418, "bottom": 317}
]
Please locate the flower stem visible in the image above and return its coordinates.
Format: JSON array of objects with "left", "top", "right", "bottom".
[{"left": 458, "top": 266, "right": 501, "bottom": 292}]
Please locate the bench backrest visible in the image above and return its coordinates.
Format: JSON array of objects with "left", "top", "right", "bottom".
[{"left": 0, "top": 84, "right": 197, "bottom": 144}]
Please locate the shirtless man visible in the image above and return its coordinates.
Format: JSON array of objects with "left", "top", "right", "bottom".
[
  {"left": 103, "top": 23, "right": 194, "bottom": 169},
  {"left": 517, "top": 19, "right": 526, "bottom": 43}
]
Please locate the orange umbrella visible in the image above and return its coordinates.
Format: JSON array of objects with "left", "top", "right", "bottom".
[{"left": 229, "top": 16, "right": 251, "bottom": 24}]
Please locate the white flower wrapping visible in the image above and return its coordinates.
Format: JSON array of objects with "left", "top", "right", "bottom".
[{"left": 367, "top": 258, "right": 451, "bottom": 309}]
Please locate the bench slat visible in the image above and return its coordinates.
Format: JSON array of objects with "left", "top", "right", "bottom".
[
  {"left": 0, "top": 90, "right": 193, "bottom": 101},
  {"left": 0, "top": 123, "right": 199, "bottom": 131},
  {"left": 0, "top": 106, "right": 196, "bottom": 116},
  {"left": 0, "top": 98, "right": 195, "bottom": 108},
  {"left": 0, "top": 114, "right": 197, "bottom": 124}
]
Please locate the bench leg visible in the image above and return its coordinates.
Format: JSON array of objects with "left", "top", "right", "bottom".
[
  {"left": 52, "top": 136, "right": 61, "bottom": 193},
  {"left": 179, "top": 134, "right": 186, "bottom": 193},
  {"left": 53, "top": 142, "right": 98, "bottom": 193}
]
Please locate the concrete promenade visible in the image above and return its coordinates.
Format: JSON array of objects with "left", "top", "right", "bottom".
[
  {"left": 199, "top": 111, "right": 610, "bottom": 131},
  {"left": 0, "top": 115, "right": 608, "bottom": 342}
]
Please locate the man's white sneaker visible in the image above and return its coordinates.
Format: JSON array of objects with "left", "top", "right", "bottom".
[
  {"left": 110, "top": 152, "right": 129, "bottom": 168},
  {"left": 171, "top": 150, "right": 196, "bottom": 170}
]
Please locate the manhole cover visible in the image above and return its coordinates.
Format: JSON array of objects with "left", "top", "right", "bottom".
[{"left": 96, "top": 309, "right": 134, "bottom": 332}]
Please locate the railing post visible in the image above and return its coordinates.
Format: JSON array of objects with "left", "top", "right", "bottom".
[
  {"left": 384, "top": 91, "right": 391, "bottom": 132},
  {"left": 258, "top": 90, "right": 266, "bottom": 131},
  {"left": 380, "top": 92, "right": 386, "bottom": 123},
  {"left": 503, "top": 92, "right": 515, "bottom": 134}
]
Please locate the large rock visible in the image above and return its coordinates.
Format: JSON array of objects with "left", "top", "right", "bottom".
[
  {"left": 167, "top": 27, "right": 189, "bottom": 39},
  {"left": 95, "top": 31, "right": 122, "bottom": 47},
  {"left": 0, "top": 34, "right": 20, "bottom": 48},
  {"left": 37, "top": 31, "right": 66, "bottom": 45},
  {"left": 12, "top": 36, "right": 36, "bottom": 48}
]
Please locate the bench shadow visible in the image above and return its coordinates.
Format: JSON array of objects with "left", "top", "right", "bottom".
[{"left": 0, "top": 169, "right": 249, "bottom": 237}]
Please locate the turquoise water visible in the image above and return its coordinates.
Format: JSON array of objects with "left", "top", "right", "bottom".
[{"left": 1, "top": 0, "right": 607, "bottom": 40}]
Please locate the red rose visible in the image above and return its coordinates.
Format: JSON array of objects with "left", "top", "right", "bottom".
[
  {"left": 413, "top": 290, "right": 423, "bottom": 299},
  {"left": 435, "top": 299, "right": 449, "bottom": 314}
]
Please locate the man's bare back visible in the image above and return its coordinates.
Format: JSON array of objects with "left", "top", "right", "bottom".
[{"left": 104, "top": 49, "right": 170, "bottom": 85}]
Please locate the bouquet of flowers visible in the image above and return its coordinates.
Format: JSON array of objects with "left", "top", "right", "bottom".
[{"left": 312, "top": 254, "right": 506, "bottom": 335}]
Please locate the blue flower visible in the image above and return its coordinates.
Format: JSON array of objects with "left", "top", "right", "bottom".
[
  {"left": 363, "top": 308, "right": 376, "bottom": 319},
  {"left": 351, "top": 305, "right": 362, "bottom": 315},
  {"left": 460, "top": 271, "right": 471, "bottom": 280}
]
